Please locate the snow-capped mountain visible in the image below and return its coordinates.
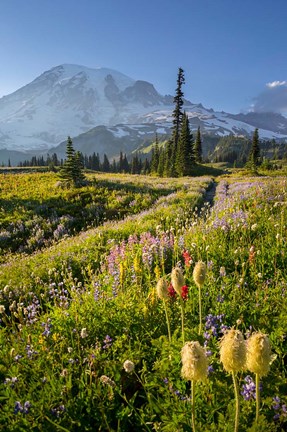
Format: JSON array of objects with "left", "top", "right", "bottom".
[
  {"left": 0, "top": 64, "right": 287, "bottom": 154},
  {"left": 0, "top": 64, "right": 173, "bottom": 151},
  {"left": 139, "top": 106, "right": 287, "bottom": 140}
]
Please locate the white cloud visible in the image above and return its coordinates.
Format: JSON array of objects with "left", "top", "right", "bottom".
[
  {"left": 251, "top": 80, "right": 287, "bottom": 114},
  {"left": 266, "top": 80, "right": 287, "bottom": 88}
]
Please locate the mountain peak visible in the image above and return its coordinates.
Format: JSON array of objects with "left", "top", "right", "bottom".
[
  {"left": 0, "top": 64, "right": 170, "bottom": 151},
  {"left": 0, "top": 64, "right": 286, "bottom": 154}
]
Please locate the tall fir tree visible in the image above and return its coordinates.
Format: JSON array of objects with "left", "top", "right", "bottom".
[
  {"left": 170, "top": 67, "right": 185, "bottom": 175},
  {"left": 151, "top": 134, "right": 160, "bottom": 173},
  {"left": 157, "top": 148, "right": 165, "bottom": 177},
  {"left": 172, "top": 68, "right": 185, "bottom": 149},
  {"left": 194, "top": 127, "right": 203, "bottom": 163},
  {"left": 248, "top": 128, "right": 261, "bottom": 167},
  {"left": 164, "top": 140, "right": 173, "bottom": 177},
  {"left": 175, "top": 113, "right": 194, "bottom": 176}
]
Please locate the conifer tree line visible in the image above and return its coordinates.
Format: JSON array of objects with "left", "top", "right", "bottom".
[{"left": 18, "top": 140, "right": 151, "bottom": 175}]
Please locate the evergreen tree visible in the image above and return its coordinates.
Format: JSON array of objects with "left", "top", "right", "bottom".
[
  {"left": 119, "top": 151, "right": 124, "bottom": 172},
  {"left": 59, "top": 136, "right": 76, "bottom": 183},
  {"left": 111, "top": 159, "right": 117, "bottom": 173},
  {"left": 248, "top": 128, "right": 261, "bottom": 167},
  {"left": 91, "top": 152, "right": 100, "bottom": 171},
  {"left": 122, "top": 154, "right": 130, "bottom": 173},
  {"left": 73, "top": 151, "right": 86, "bottom": 185},
  {"left": 59, "top": 136, "right": 86, "bottom": 186},
  {"left": 175, "top": 113, "right": 194, "bottom": 176},
  {"left": 170, "top": 67, "right": 185, "bottom": 174},
  {"left": 194, "top": 127, "right": 203, "bottom": 163},
  {"left": 143, "top": 158, "right": 150, "bottom": 174},
  {"left": 51, "top": 153, "right": 59, "bottom": 166},
  {"left": 172, "top": 68, "right": 185, "bottom": 150},
  {"left": 157, "top": 148, "right": 165, "bottom": 177},
  {"left": 131, "top": 154, "right": 139, "bottom": 174},
  {"left": 151, "top": 135, "right": 160, "bottom": 173},
  {"left": 164, "top": 140, "right": 174, "bottom": 177},
  {"left": 102, "top": 154, "right": 110, "bottom": 172}
]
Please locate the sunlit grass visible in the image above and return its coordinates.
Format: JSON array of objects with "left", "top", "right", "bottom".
[{"left": 0, "top": 171, "right": 286, "bottom": 431}]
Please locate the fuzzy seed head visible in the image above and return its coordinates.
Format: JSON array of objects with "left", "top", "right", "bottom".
[
  {"left": 99, "top": 375, "right": 116, "bottom": 388},
  {"left": 181, "top": 341, "right": 208, "bottom": 382},
  {"left": 220, "top": 328, "right": 246, "bottom": 373},
  {"left": 123, "top": 360, "right": 135, "bottom": 373},
  {"left": 193, "top": 261, "right": 207, "bottom": 288},
  {"left": 171, "top": 267, "right": 185, "bottom": 296},
  {"left": 156, "top": 278, "right": 169, "bottom": 300},
  {"left": 80, "top": 328, "right": 88, "bottom": 339},
  {"left": 246, "top": 332, "right": 271, "bottom": 376}
]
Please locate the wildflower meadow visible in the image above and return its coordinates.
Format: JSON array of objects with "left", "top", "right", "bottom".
[{"left": 0, "top": 170, "right": 286, "bottom": 431}]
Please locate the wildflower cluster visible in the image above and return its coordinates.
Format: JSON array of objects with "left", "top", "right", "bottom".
[
  {"left": 14, "top": 401, "right": 31, "bottom": 415},
  {"left": 272, "top": 396, "right": 287, "bottom": 421}
]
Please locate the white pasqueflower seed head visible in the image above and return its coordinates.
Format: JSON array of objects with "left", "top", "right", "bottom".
[
  {"left": 80, "top": 328, "right": 88, "bottom": 339},
  {"left": 220, "top": 328, "right": 246, "bottom": 373},
  {"left": 219, "top": 266, "right": 226, "bottom": 277},
  {"left": 123, "top": 360, "right": 135, "bottom": 373},
  {"left": 171, "top": 267, "right": 185, "bottom": 296},
  {"left": 246, "top": 332, "right": 271, "bottom": 376},
  {"left": 100, "top": 375, "right": 116, "bottom": 388},
  {"left": 193, "top": 261, "right": 207, "bottom": 288},
  {"left": 181, "top": 341, "right": 208, "bottom": 382},
  {"left": 156, "top": 278, "right": 168, "bottom": 300}
]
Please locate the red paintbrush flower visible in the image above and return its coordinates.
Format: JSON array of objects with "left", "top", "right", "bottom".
[
  {"left": 181, "top": 285, "right": 188, "bottom": 300},
  {"left": 182, "top": 250, "right": 192, "bottom": 268},
  {"left": 167, "top": 283, "right": 176, "bottom": 299}
]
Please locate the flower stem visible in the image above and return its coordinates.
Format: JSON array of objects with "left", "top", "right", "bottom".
[
  {"left": 198, "top": 285, "right": 202, "bottom": 335},
  {"left": 255, "top": 373, "right": 260, "bottom": 423},
  {"left": 180, "top": 300, "right": 185, "bottom": 343},
  {"left": 163, "top": 299, "right": 171, "bottom": 343},
  {"left": 232, "top": 371, "right": 240, "bottom": 432},
  {"left": 191, "top": 380, "right": 196, "bottom": 432}
]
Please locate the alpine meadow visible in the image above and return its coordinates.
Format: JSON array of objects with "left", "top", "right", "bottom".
[{"left": 0, "top": 62, "right": 287, "bottom": 432}]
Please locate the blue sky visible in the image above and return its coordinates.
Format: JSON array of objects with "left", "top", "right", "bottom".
[{"left": 0, "top": 0, "right": 286, "bottom": 114}]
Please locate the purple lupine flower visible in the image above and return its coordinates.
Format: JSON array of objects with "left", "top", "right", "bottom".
[
  {"left": 217, "top": 295, "right": 225, "bottom": 303},
  {"left": 14, "top": 401, "right": 23, "bottom": 414},
  {"left": 14, "top": 401, "right": 31, "bottom": 414},
  {"left": 241, "top": 376, "right": 262, "bottom": 401},
  {"left": 51, "top": 404, "right": 65, "bottom": 417},
  {"left": 41, "top": 318, "right": 52, "bottom": 337},
  {"left": 25, "top": 345, "right": 38, "bottom": 359},
  {"left": 103, "top": 335, "right": 113, "bottom": 349},
  {"left": 273, "top": 396, "right": 281, "bottom": 411},
  {"left": 23, "top": 401, "right": 31, "bottom": 414}
]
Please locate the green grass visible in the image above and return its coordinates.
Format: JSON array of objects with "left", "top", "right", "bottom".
[{"left": 0, "top": 171, "right": 286, "bottom": 431}]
